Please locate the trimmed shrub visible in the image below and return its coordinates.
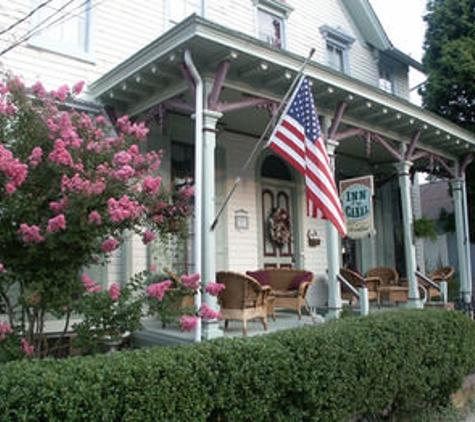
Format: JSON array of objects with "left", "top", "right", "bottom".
[{"left": 1, "top": 309, "right": 475, "bottom": 421}]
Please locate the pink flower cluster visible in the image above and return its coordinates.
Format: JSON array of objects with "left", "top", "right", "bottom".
[
  {"left": 46, "top": 214, "right": 66, "bottom": 233},
  {"left": 142, "top": 230, "right": 156, "bottom": 245},
  {"left": 20, "top": 338, "right": 34, "bottom": 357},
  {"left": 146, "top": 280, "right": 172, "bottom": 301},
  {"left": 199, "top": 303, "right": 222, "bottom": 320},
  {"left": 181, "top": 273, "right": 201, "bottom": 291},
  {"left": 109, "top": 283, "right": 121, "bottom": 301},
  {"left": 142, "top": 176, "right": 162, "bottom": 195},
  {"left": 205, "top": 282, "right": 226, "bottom": 296},
  {"left": 108, "top": 195, "right": 144, "bottom": 223},
  {"left": 0, "top": 320, "right": 13, "bottom": 340},
  {"left": 81, "top": 274, "right": 102, "bottom": 293},
  {"left": 88, "top": 211, "right": 102, "bottom": 225},
  {"left": 180, "top": 316, "right": 199, "bottom": 332},
  {"left": 48, "top": 139, "right": 74, "bottom": 167},
  {"left": 101, "top": 237, "right": 118, "bottom": 253},
  {"left": 18, "top": 224, "right": 44, "bottom": 244},
  {"left": 0, "top": 144, "right": 28, "bottom": 194}
]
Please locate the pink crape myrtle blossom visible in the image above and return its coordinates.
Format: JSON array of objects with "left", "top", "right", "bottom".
[
  {"left": 101, "top": 238, "right": 118, "bottom": 253},
  {"left": 49, "top": 197, "right": 69, "bottom": 214},
  {"left": 146, "top": 280, "right": 172, "bottom": 301},
  {"left": 180, "top": 273, "right": 201, "bottom": 291},
  {"left": 28, "top": 147, "right": 43, "bottom": 166},
  {"left": 179, "top": 185, "right": 194, "bottom": 199},
  {"left": 18, "top": 224, "right": 44, "bottom": 244},
  {"left": 0, "top": 320, "right": 13, "bottom": 340},
  {"left": 205, "top": 282, "right": 226, "bottom": 297},
  {"left": 109, "top": 283, "right": 121, "bottom": 301},
  {"left": 142, "top": 230, "right": 156, "bottom": 245},
  {"left": 72, "top": 80, "right": 85, "bottom": 95},
  {"left": 108, "top": 195, "right": 144, "bottom": 223},
  {"left": 142, "top": 176, "right": 162, "bottom": 195},
  {"left": 31, "top": 81, "right": 47, "bottom": 99},
  {"left": 199, "top": 303, "right": 222, "bottom": 320},
  {"left": 88, "top": 211, "right": 102, "bottom": 225},
  {"left": 113, "top": 151, "right": 132, "bottom": 167},
  {"left": 48, "top": 139, "right": 74, "bottom": 167},
  {"left": 0, "top": 263, "right": 7, "bottom": 273},
  {"left": 81, "top": 274, "right": 102, "bottom": 293},
  {"left": 20, "top": 338, "right": 34, "bottom": 356},
  {"left": 51, "top": 84, "right": 70, "bottom": 102},
  {"left": 46, "top": 214, "right": 66, "bottom": 233},
  {"left": 180, "top": 315, "right": 199, "bottom": 332}
]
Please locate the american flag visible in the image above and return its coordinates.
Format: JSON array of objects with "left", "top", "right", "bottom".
[{"left": 268, "top": 76, "right": 347, "bottom": 237}]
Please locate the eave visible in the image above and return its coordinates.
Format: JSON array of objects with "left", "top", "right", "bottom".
[{"left": 87, "top": 15, "right": 475, "bottom": 168}]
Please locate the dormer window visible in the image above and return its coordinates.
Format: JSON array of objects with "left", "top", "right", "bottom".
[
  {"left": 253, "top": 0, "right": 293, "bottom": 49},
  {"left": 320, "top": 25, "right": 355, "bottom": 74},
  {"left": 379, "top": 65, "right": 394, "bottom": 94}
]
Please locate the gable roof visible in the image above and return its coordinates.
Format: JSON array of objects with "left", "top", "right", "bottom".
[{"left": 341, "top": 0, "right": 423, "bottom": 71}]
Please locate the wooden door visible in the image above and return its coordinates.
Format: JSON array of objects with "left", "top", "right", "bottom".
[{"left": 261, "top": 184, "right": 296, "bottom": 268}]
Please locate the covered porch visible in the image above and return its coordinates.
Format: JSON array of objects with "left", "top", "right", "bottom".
[{"left": 88, "top": 15, "right": 475, "bottom": 341}]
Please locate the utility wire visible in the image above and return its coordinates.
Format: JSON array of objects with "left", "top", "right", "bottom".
[
  {"left": 0, "top": 0, "right": 54, "bottom": 37},
  {"left": 0, "top": 0, "right": 99, "bottom": 57}
]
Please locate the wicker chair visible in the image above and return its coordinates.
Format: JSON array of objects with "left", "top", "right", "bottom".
[
  {"left": 340, "top": 268, "right": 380, "bottom": 306},
  {"left": 417, "top": 266, "right": 455, "bottom": 301},
  {"left": 365, "top": 266, "right": 402, "bottom": 307},
  {"left": 216, "top": 271, "right": 271, "bottom": 336}
]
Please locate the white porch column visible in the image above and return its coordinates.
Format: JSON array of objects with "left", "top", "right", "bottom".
[
  {"left": 201, "top": 109, "right": 223, "bottom": 340},
  {"left": 395, "top": 161, "right": 422, "bottom": 308},
  {"left": 325, "top": 139, "right": 342, "bottom": 320},
  {"left": 450, "top": 177, "right": 472, "bottom": 308}
]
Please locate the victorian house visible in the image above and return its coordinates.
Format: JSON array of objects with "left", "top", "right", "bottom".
[{"left": 1, "top": 0, "right": 473, "bottom": 340}]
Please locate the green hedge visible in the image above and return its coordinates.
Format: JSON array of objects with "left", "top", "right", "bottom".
[{"left": 1, "top": 309, "right": 475, "bottom": 421}]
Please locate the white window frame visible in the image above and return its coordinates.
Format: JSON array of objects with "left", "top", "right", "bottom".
[
  {"left": 379, "top": 65, "right": 395, "bottom": 94},
  {"left": 253, "top": 0, "right": 293, "bottom": 49},
  {"left": 29, "top": 0, "right": 94, "bottom": 61},
  {"left": 319, "top": 25, "right": 355, "bottom": 74},
  {"left": 164, "top": 0, "right": 202, "bottom": 30}
]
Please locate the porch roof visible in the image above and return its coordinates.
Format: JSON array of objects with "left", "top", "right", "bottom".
[{"left": 88, "top": 15, "right": 475, "bottom": 173}]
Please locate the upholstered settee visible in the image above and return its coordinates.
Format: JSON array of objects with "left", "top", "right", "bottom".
[{"left": 246, "top": 268, "right": 315, "bottom": 319}]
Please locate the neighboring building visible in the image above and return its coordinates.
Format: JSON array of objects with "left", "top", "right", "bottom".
[
  {"left": 419, "top": 180, "right": 475, "bottom": 284},
  {"left": 1, "top": 0, "right": 474, "bottom": 337}
]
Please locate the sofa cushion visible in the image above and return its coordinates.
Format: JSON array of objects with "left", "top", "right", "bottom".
[
  {"left": 272, "top": 289, "right": 299, "bottom": 298},
  {"left": 287, "top": 271, "right": 313, "bottom": 290},
  {"left": 246, "top": 270, "right": 270, "bottom": 286}
]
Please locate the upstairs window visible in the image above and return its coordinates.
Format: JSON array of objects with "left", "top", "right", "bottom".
[
  {"left": 29, "top": 0, "right": 93, "bottom": 61},
  {"left": 254, "top": 0, "right": 293, "bottom": 49},
  {"left": 320, "top": 25, "right": 355, "bottom": 74},
  {"left": 379, "top": 66, "right": 394, "bottom": 93},
  {"left": 165, "top": 0, "right": 201, "bottom": 28},
  {"left": 257, "top": 9, "right": 284, "bottom": 48}
]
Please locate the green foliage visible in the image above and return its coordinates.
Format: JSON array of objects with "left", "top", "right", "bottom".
[
  {"left": 1, "top": 309, "right": 475, "bottom": 421},
  {"left": 422, "top": 0, "right": 475, "bottom": 241},
  {"left": 414, "top": 216, "right": 438, "bottom": 241}
]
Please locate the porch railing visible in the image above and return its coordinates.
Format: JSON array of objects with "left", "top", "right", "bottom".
[
  {"left": 336, "top": 273, "right": 369, "bottom": 316},
  {"left": 415, "top": 270, "right": 448, "bottom": 304}
]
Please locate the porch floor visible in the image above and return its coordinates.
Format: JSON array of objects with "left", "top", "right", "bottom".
[{"left": 132, "top": 303, "right": 405, "bottom": 348}]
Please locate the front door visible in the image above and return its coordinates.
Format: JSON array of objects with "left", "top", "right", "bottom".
[{"left": 261, "top": 183, "right": 296, "bottom": 268}]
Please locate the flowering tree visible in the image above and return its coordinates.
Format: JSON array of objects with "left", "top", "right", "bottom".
[{"left": 0, "top": 74, "right": 168, "bottom": 357}]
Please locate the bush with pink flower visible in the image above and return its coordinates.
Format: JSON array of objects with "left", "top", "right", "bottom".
[
  {"left": 143, "top": 269, "right": 224, "bottom": 331},
  {"left": 72, "top": 275, "right": 144, "bottom": 351},
  {"left": 0, "top": 73, "right": 180, "bottom": 357}
]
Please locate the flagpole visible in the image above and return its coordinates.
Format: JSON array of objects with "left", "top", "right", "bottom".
[{"left": 210, "top": 48, "right": 315, "bottom": 231}]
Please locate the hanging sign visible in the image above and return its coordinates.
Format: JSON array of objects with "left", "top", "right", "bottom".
[{"left": 340, "top": 175, "right": 375, "bottom": 239}]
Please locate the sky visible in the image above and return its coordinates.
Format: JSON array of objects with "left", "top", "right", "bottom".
[{"left": 369, "top": 0, "right": 427, "bottom": 100}]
